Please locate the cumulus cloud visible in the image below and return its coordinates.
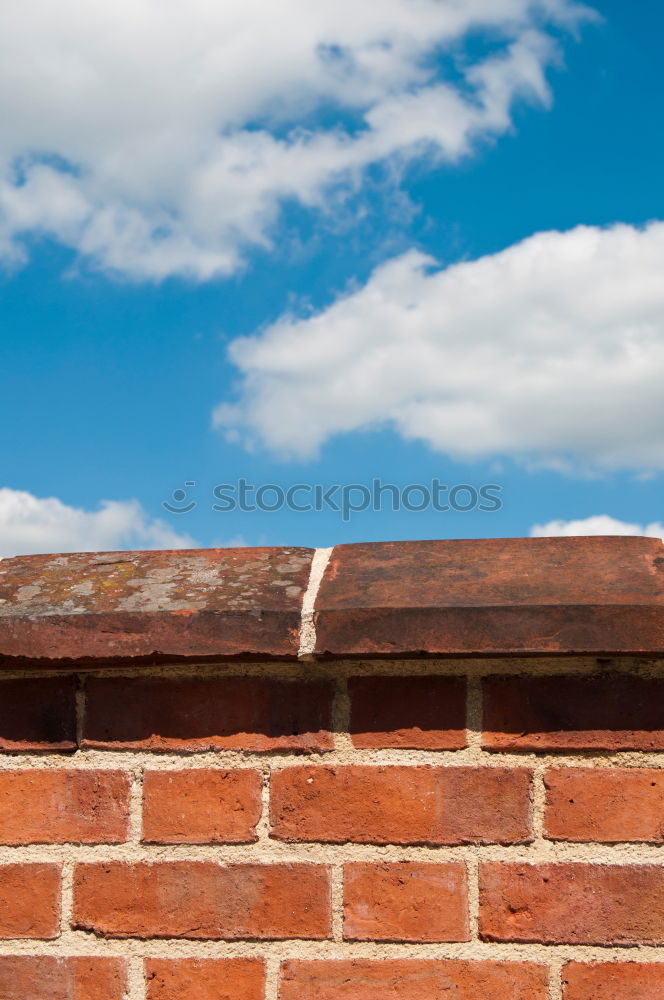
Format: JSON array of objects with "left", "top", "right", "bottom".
[
  {"left": 216, "top": 222, "right": 664, "bottom": 473},
  {"left": 0, "top": 0, "right": 589, "bottom": 279},
  {"left": 0, "top": 488, "right": 196, "bottom": 557},
  {"left": 531, "top": 515, "right": 664, "bottom": 537}
]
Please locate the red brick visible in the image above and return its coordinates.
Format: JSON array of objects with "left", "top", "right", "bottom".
[
  {"left": 0, "top": 863, "right": 60, "bottom": 938},
  {"left": 480, "top": 863, "right": 664, "bottom": 945},
  {"left": 146, "top": 958, "right": 265, "bottom": 1000},
  {"left": 563, "top": 962, "right": 664, "bottom": 999},
  {"left": 545, "top": 768, "right": 664, "bottom": 842},
  {"left": 483, "top": 675, "right": 664, "bottom": 751},
  {"left": 0, "top": 770, "right": 130, "bottom": 844},
  {"left": 73, "top": 861, "right": 331, "bottom": 939},
  {"left": 279, "top": 959, "right": 549, "bottom": 999},
  {"left": 0, "top": 956, "right": 126, "bottom": 1000},
  {"left": 0, "top": 676, "right": 76, "bottom": 751},
  {"left": 343, "top": 862, "right": 469, "bottom": 942},
  {"left": 270, "top": 766, "right": 532, "bottom": 845},
  {"left": 83, "top": 677, "right": 334, "bottom": 752},
  {"left": 142, "top": 768, "right": 262, "bottom": 844},
  {"left": 349, "top": 676, "right": 466, "bottom": 749}
]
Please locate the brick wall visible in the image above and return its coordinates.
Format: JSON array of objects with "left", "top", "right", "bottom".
[{"left": 0, "top": 657, "right": 663, "bottom": 1000}]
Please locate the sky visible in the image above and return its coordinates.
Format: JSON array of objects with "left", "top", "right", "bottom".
[{"left": 1, "top": 0, "right": 663, "bottom": 555}]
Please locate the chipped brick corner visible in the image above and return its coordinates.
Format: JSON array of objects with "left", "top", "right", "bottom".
[{"left": 0, "top": 536, "right": 663, "bottom": 999}]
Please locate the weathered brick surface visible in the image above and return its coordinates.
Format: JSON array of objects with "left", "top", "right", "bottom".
[
  {"left": 480, "top": 863, "right": 664, "bottom": 945},
  {"left": 271, "top": 766, "right": 532, "bottom": 845},
  {"left": 145, "top": 958, "right": 265, "bottom": 1000},
  {"left": 279, "top": 960, "right": 550, "bottom": 999},
  {"left": 72, "top": 861, "right": 331, "bottom": 939},
  {"left": 0, "top": 956, "right": 127, "bottom": 1000},
  {"left": 0, "top": 770, "right": 130, "bottom": 844},
  {"left": 563, "top": 962, "right": 664, "bottom": 999},
  {"left": 83, "top": 677, "right": 334, "bottom": 752},
  {"left": 545, "top": 768, "right": 664, "bottom": 842},
  {"left": 343, "top": 862, "right": 469, "bottom": 942},
  {"left": 0, "top": 676, "right": 76, "bottom": 751},
  {"left": 0, "top": 863, "right": 61, "bottom": 938},
  {"left": 483, "top": 675, "right": 664, "bottom": 751},
  {"left": 348, "top": 676, "right": 467, "bottom": 749},
  {"left": 142, "top": 769, "right": 262, "bottom": 844},
  {"left": 2, "top": 655, "right": 664, "bottom": 992}
]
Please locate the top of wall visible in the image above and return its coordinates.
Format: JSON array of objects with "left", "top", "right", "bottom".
[{"left": 0, "top": 536, "right": 663, "bottom": 666}]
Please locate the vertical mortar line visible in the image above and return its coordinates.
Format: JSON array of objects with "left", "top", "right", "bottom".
[
  {"left": 264, "top": 954, "right": 281, "bottom": 1000},
  {"left": 257, "top": 765, "right": 272, "bottom": 842},
  {"left": 466, "top": 852, "right": 480, "bottom": 941},
  {"left": 331, "top": 862, "right": 345, "bottom": 942},
  {"left": 128, "top": 765, "right": 144, "bottom": 845},
  {"left": 127, "top": 954, "right": 146, "bottom": 1000},
  {"left": 548, "top": 957, "right": 566, "bottom": 1000},
  {"left": 60, "top": 854, "right": 75, "bottom": 938},
  {"left": 298, "top": 546, "right": 334, "bottom": 660},
  {"left": 532, "top": 762, "right": 548, "bottom": 843},
  {"left": 465, "top": 672, "right": 483, "bottom": 759}
]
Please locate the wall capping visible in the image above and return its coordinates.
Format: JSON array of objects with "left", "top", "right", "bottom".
[{"left": 0, "top": 536, "right": 662, "bottom": 666}]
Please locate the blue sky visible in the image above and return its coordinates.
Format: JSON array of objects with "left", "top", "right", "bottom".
[{"left": 1, "top": 0, "right": 663, "bottom": 554}]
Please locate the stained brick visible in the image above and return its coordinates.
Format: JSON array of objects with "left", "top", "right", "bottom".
[
  {"left": 83, "top": 677, "right": 334, "bottom": 753},
  {"left": 483, "top": 675, "right": 664, "bottom": 751},
  {"left": 0, "top": 676, "right": 76, "bottom": 751},
  {"left": 349, "top": 676, "right": 466, "bottom": 749}
]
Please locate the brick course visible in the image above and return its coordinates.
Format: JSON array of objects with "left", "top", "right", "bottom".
[{"left": 0, "top": 660, "right": 663, "bottom": 1000}]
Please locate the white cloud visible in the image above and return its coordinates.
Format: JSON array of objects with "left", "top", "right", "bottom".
[
  {"left": 216, "top": 221, "right": 664, "bottom": 473},
  {"left": 0, "top": 488, "right": 196, "bottom": 557},
  {"left": 531, "top": 515, "right": 664, "bottom": 538},
  {"left": 0, "top": 0, "right": 589, "bottom": 279}
]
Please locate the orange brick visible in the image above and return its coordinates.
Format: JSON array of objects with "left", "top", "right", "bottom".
[
  {"left": 349, "top": 676, "right": 466, "bottom": 749},
  {"left": 0, "top": 677, "right": 76, "bottom": 751},
  {"left": 142, "top": 769, "right": 262, "bottom": 844},
  {"left": 563, "top": 962, "right": 664, "bottom": 999},
  {"left": 279, "top": 960, "right": 549, "bottom": 999},
  {"left": 480, "top": 863, "right": 664, "bottom": 945},
  {"left": 146, "top": 958, "right": 265, "bottom": 1000},
  {"left": 83, "top": 676, "right": 334, "bottom": 752},
  {"left": 0, "top": 863, "right": 61, "bottom": 939},
  {"left": 73, "top": 862, "right": 331, "bottom": 939},
  {"left": 344, "top": 862, "right": 469, "bottom": 942},
  {"left": 545, "top": 768, "right": 664, "bottom": 842},
  {"left": 270, "top": 766, "right": 532, "bottom": 845},
  {"left": 483, "top": 675, "right": 664, "bottom": 751},
  {"left": 0, "top": 956, "right": 126, "bottom": 1000},
  {"left": 0, "top": 770, "right": 130, "bottom": 844}
]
